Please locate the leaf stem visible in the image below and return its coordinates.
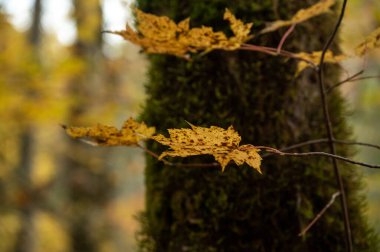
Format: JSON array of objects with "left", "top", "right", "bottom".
[
  {"left": 277, "top": 24, "right": 296, "bottom": 54},
  {"left": 239, "top": 43, "right": 317, "bottom": 67}
]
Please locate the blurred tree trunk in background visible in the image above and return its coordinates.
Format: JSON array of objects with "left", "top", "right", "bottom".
[
  {"left": 14, "top": 1, "right": 42, "bottom": 251},
  {"left": 62, "top": 0, "right": 114, "bottom": 250},
  {"left": 138, "top": 0, "right": 378, "bottom": 251}
]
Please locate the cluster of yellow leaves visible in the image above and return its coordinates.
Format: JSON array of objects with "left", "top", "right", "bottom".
[
  {"left": 295, "top": 25, "right": 380, "bottom": 73},
  {"left": 152, "top": 123, "right": 262, "bottom": 173},
  {"left": 64, "top": 119, "right": 262, "bottom": 173},
  {"left": 260, "top": 0, "right": 336, "bottom": 34},
  {"left": 295, "top": 51, "right": 347, "bottom": 74},
  {"left": 108, "top": 8, "right": 252, "bottom": 58},
  {"left": 355, "top": 27, "right": 380, "bottom": 56},
  {"left": 64, "top": 118, "right": 155, "bottom": 146}
]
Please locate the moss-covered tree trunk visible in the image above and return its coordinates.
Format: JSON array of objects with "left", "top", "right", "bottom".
[{"left": 139, "top": 1, "right": 378, "bottom": 251}]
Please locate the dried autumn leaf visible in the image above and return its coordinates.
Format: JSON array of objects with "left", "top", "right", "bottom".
[
  {"left": 151, "top": 123, "right": 262, "bottom": 173},
  {"left": 355, "top": 27, "right": 380, "bottom": 56},
  {"left": 107, "top": 8, "right": 252, "bottom": 58},
  {"left": 295, "top": 50, "right": 347, "bottom": 74},
  {"left": 223, "top": 8, "right": 253, "bottom": 42},
  {"left": 260, "top": 0, "right": 336, "bottom": 34},
  {"left": 64, "top": 118, "right": 155, "bottom": 146}
]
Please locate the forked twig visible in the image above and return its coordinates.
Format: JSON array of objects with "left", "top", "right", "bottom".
[
  {"left": 299, "top": 191, "right": 341, "bottom": 237},
  {"left": 317, "top": 0, "right": 352, "bottom": 250},
  {"left": 138, "top": 143, "right": 380, "bottom": 170},
  {"left": 326, "top": 70, "right": 364, "bottom": 93},
  {"left": 325, "top": 67, "right": 380, "bottom": 94},
  {"left": 256, "top": 146, "right": 380, "bottom": 169},
  {"left": 277, "top": 24, "right": 296, "bottom": 54},
  {"left": 261, "top": 138, "right": 380, "bottom": 156},
  {"left": 239, "top": 43, "right": 317, "bottom": 67}
]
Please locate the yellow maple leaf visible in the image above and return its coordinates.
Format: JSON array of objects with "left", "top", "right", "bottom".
[
  {"left": 151, "top": 123, "right": 262, "bottom": 173},
  {"left": 223, "top": 8, "right": 253, "bottom": 43},
  {"left": 107, "top": 8, "right": 252, "bottom": 58},
  {"left": 355, "top": 27, "right": 380, "bottom": 56},
  {"left": 260, "top": 0, "right": 336, "bottom": 34},
  {"left": 64, "top": 118, "right": 155, "bottom": 146},
  {"left": 295, "top": 50, "right": 347, "bottom": 74}
]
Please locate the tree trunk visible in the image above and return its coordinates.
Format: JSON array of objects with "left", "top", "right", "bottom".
[
  {"left": 63, "top": 0, "right": 113, "bottom": 250},
  {"left": 14, "top": 1, "right": 42, "bottom": 251},
  {"left": 138, "top": 1, "right": 378, "bottom": 251},
  {"left": 14, "top": 131, "right": 36, "bottom": 252}
]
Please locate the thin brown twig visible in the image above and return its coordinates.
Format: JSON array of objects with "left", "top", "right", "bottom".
[
  {"left": 298, "top": 191, "right": 341, "bottom": 237},
  {"left": 326, "top": 75, "right": 380, "bottom": 93},
  {"left": 138, "top": 141, "right": 380, "bottom": 170},
  {"left": 255, "top": 146, "right": 380, "bottom": 169},
  {"left": 261, "top": 138, "right": 380, "bottom": 157},
  {"left": 137, "top": 143, "right": 172, "bottom": 166},
  {"left": 317, "top": 0, "right": 352, "bottom": 249},
  {"left": 326, "top": 70, "right": 380, "bottom": 93},
  {"left": 277, "top": 23, "right": 296, "bottom": 54},
  {"left": 326, "top": 70, "right": 364, "bottom": 93},
  {"left": 332, "top": 139, "right": 380, "bottom": 150},
  {"left": 172, "top": 162, "right": 220, "bottom": 168},
  {"left": 348, "top": 75, "right": 380, "bottom": 82},
  {"left": 239, "top": 43, "right": 317, "bottom": 67},
  {"left": 136, "top": 144, "right": 219, "bottom": 168}
]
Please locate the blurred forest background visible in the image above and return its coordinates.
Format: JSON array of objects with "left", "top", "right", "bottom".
[{"left": 0, "top": 0, "right": 379, "bottom": 251}]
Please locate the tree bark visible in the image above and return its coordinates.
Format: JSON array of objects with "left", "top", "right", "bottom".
[{"left": 138, "top": 1, "right": 378, "bottom": 251}]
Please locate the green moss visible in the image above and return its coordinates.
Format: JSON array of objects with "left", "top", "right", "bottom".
[{"left": 137, "top": 0, "right": 379, "bottom": 251}]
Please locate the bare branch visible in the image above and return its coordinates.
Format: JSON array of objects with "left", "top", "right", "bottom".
[
  {"left": 171, "top": 162, "right": 220, "bottom": 168},
  {"left": 138, "top": 140, "right": 380, "bottom": 171},
  {"left": 299, "top": 191, "right": 341, "bottom": 237},
  {"left": 137, "top": 143, "right": 172, "bottom": 166},
  {"left": 333, "top": 139, "right": 380, "bottom": 150},
  {"left": 277, "top": 24, "right": 296, "bottom": 54},
  {"left": 348, "top": 75, "right": 380, "bottom": 82},
  {"left": 239, "top": 43, "right": 317, "bottom": 67},
  {"left": 137, "top": 144, "right": 219, "bottom": 168},
  {"left": 257, "top": 147, "right": 380, "bottom": 169},
  {"left": 326, "top": 69, "right": 380, "bottom": 94},
  {"left": 317, "top": 0, "right": 352, "bottom": 249},
  {"left": 326, "top": 70, "right": 364, "bottom": 93},
  {"left": 262, "top": 138, "right": 380, "bottom": 156}
]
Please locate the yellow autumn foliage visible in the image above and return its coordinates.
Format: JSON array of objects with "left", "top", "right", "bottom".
[
  {"left": 152, "top": 123, "right": 262, "bottom": 173},
  {"left": 260, "top": 0, "right": 336, "bottom": 34},
  {"left": 0, "top": 14, "right": 67, "bottom": 125},
  {"left": 64, "top": 118, "right": 155, "bottom": 146},
  {"left": 107, "top": 8, "right": 252, "bottom": 58},
  {"left": 295, "top": 50, "right": 347, "bottom": 74},
  {"left": 355, "top": 27, "right": 380, "bottom": 56}
]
